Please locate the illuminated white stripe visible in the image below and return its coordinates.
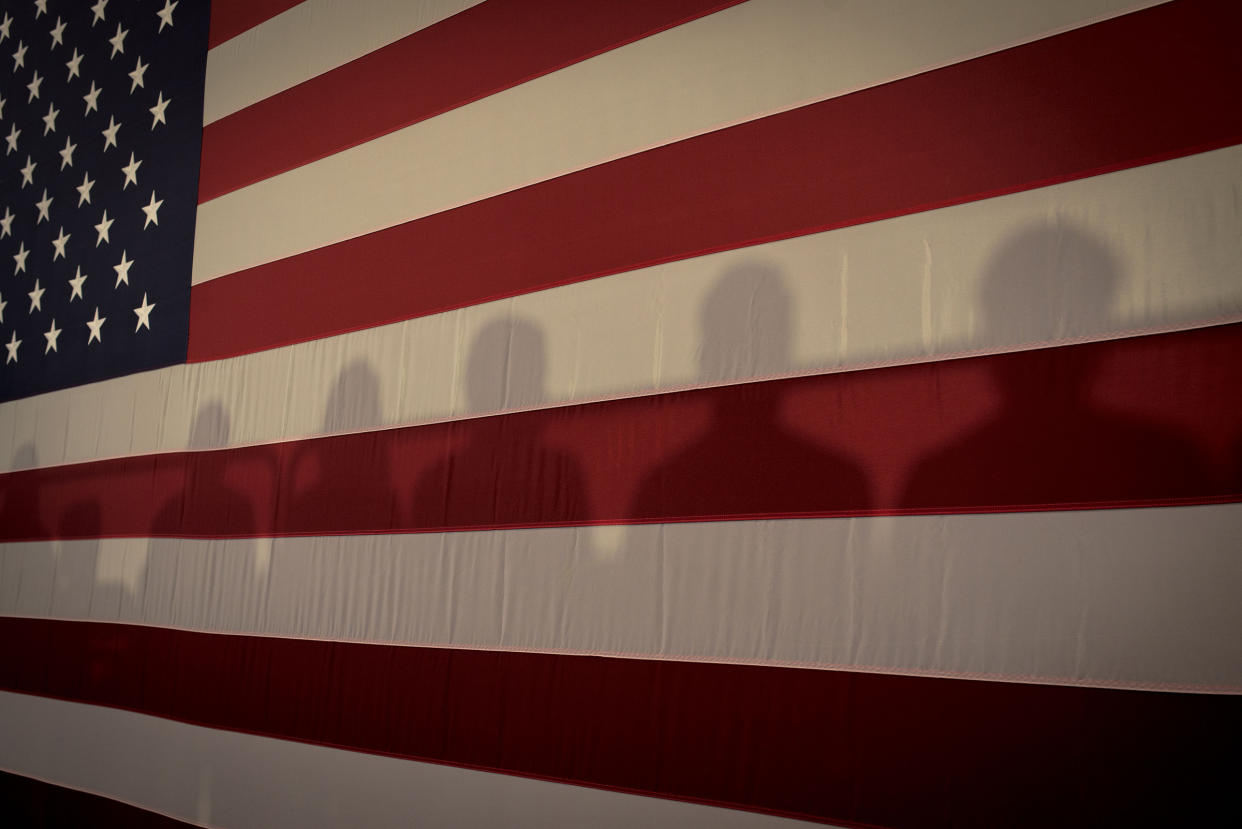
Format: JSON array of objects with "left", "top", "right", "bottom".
[
  {"left": 5, "top": 504, "right": 1240, "bottom": 693},
  {"left": 204, "top": 0, "right": 484, "bottom": 124},
  {"left": 192, "top": 0, "right": 1165, "bottom": 283}
]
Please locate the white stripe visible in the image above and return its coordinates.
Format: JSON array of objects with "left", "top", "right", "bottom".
[
  {"left": 204, "top": 0, "right": 484, "bottom": 124},
  {"left": 0, "top": 692, "right": 824, "bottom": 828},
  {"left": 5, "top": 505, "right": 1239, "bottom": 692},
  {"left": 4, "top": 145, "right": 1239, "bottom": 471},
  {"left": 192, "top": 0, "right": 1166, "bottom": 283}
]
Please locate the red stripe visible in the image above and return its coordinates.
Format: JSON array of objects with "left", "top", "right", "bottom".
[
  {"left": 0, "top": 771, "right": 194, "bottom": 829},
  {"left": 5, "top": 324, "right": 1240, "bottom": 541},
  {"left": 200, "top": 0, "right": 748, "bottom": 202},
  {"left": 2, "top": 617, "right": 1238, "bottom": 828},
  {"left": 187, "top": 0, "right": 1242, "bottom": 361},
  {"left": 207, "top": 0, "right": 305, "bottom": 49}
]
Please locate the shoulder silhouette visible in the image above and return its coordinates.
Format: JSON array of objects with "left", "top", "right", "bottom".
[
  {"left": 409, "top": 318, "right": 588, "bottom": 529},
  {"left": 631, "top": 265, "right": 870, "bottom": 522},
  {"left": 902, "top": 225, "right": 1208, "bottom": 510},
  {"left": 145, "top": 403, "right": 264, "bottom": 625},
  {"left": 284, "top": 361, "right": 399, "bottom": 533}
]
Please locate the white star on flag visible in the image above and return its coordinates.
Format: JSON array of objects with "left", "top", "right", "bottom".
[
  {"left": 134, "top": 292, "right": 155, "bottom": 331},
  {"left": 114, "top": 250, "right": 133, "bottom": 286},
  {"left": 95, "top": 210, "right": 113, "bottom": 245},
  {"left": 34, "top": 1, "right": 48, "bottom": 20},
  {"left": 26, "top": 70, "right": 42, "bottom": 102},
  {"left": 0, "top": 208, "right": 11, "bottom": 237},
  {"left": 77, "top": 172, "right": 95, "bottom": 206},
  {"left": 0, "top": 292, "right": 5, "bottom": 322},
  {"left": 157, "top": 1, "right": 178, "bottom": 32},
  {"left": 109, "top": 23, "right": 127, "bottom": 58},
  {"left": 35, "top": 188, "right": 51, "bottom": 222},
  {"left": 129, "top": 57, "right": 148, "bottom": 92},
  {"left": 4, "top": 124, "right": 18, "bottom": 154},
  {"left": 52, "top": 227, "right": 70, "bottom": 260},
  {"left": 28, "top": 279, "right": 44, "bottom": 311},
  {"left": 44, "top": 318, "right": 60, "bottom": 353},
  {"left": 149, "top": 92, "right": 170, "bottom": 128},
  {"left": 87, "top": 307, "right": 106, "bottom": 343},
  {"left": 66, "top": 47, "right": 82, "bottom": 79},
  {"left": 50, "top": 16, "right": 66, "bottom": 48},
  {"left": 42, "top": 102, "right": 58, "bottom": 135},
  {"left": 121, "top": 152, "right": 141, "bottom": 188},
  {"left": 69, "top": 267, "right": 87, "bottom": 301},
  {"left": 13, "top": 241, "right": 28, "bottom": 273},
  {"left": 12, "top": 40, "right": 26, "bottom": 70},
  {"left": 84, "top": 80, "right": 101, "bottom": 113},
  {"left": 21, "top": 156, "right": 36, "bottom": 187},
  {"left": 59, "top": 136, "right": 76, "bottom": 169},
  {"left": 5, "top": 331, "right": 19, "bottom": 364},
  {"left": 102, "top": 116, "right": 120, "bottom": 150},
  {"left": 0, "top": 14, "right": 11, "bottom": 42},
  {"left": 142, "top": 191, "right": 163, "bottom": 228}
]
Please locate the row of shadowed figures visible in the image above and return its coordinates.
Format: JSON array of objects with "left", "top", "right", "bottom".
[{"left": 2, "top": 225, "right": 1240, "bottom": 559}]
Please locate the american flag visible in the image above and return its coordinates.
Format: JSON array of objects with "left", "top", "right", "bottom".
[{"left": 1, "top": 1, "right": 1240, "bottom": 826}]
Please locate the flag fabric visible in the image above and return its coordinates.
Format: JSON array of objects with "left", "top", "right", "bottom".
[
  {"left": 1, "top": 1, "right": 1241, "bottom": 826},
  {"left": 0, "top": 0, "right": 205, "bottom": 400}
]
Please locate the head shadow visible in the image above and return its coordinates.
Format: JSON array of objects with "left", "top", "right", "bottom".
[
  {"left": 698, "top": 263, "right": 792, "bottom": 383},
  {"left": 146, "top": 402, "right": 266, "bottom": 627},
  {"left": 629, "top": 263, "right": 871, "bottom": 520},
  {"left": 976, "top": 223, "right": 1121, "bottom": 403},
  {"left": 1, "top": 443, "right": 48, "bottom": 539},
  {"left": 900, "top": 222, "right": 1208, "bottom": 509},
  {"left": 152, "top": 401, "right": 260, "bottom": 536},
  {"left": 283, "top": 360, "right": 396, "bottom": 533},
  {"left": 464, "top": 316, "right": 548, "bottom": 414},
  {"left": 188, "top": 400, "right": 231, "bottom": 449},
  {"left": 410, "top": 316, "right": 587, "bottom": 529},
  {"left": 323, "top": 359, "right": 383, "bottom": 433}
]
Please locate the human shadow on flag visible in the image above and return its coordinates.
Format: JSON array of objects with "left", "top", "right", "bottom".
[
  {"left": 58, "top": 500, "right": 145, "bottom": 689},
  {"left": 899, "top": 224, "right": 1209, "bottom": 511},
  {"left": 629, "top": 264, "right": 871, "bottom": 522},
  {"left": 409, "top": 317, "right": 588, "bottom": 530},
  {"left": 0, "top": 444, "right": 49, "bottom": 540},
  {"left": 58, "top": 500, "right": 135, "bottom": 622},
  {"left": 0, "top": 446, "right": 52, "bottom": 615},
  {"left": 283, "top": 360, "right": 401, "bottom": 533},
  {"left": 144, "top": 402, "right": 267, "bottom": 629},
  {"left": 0, "top": 444, "right": 49, "bottom": 543}
]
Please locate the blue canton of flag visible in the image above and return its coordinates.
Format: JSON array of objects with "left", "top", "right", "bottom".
[{"left": 0, "top": 0, "right": 208, "bottom": 402}]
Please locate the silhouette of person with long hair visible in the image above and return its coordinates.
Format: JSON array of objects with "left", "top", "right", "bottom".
[
  {"left": 409, "top": 318, "right": 587, "bottom": 529},
  {"left": 901, "top": 225, "right": 1208, "bottom": 510},
  {"left": 630, "top": 264, "right": 870, "bottom": 521},
  {"left": 283, "top": 361, "right": 399, "bottom": 533}
]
